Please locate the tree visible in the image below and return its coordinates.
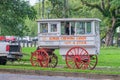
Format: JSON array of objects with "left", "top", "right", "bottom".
[
  {"left": 48, "top": 0, "right": 69, "bottom": 18},
  {"left": 0, "top": 0, "right": 36, "bottom": 36},
  {"left": 80, "top": 0, "right": 120, "bottom": 46}
]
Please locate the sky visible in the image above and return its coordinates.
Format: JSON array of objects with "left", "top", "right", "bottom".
[{"left": 29, "top": 0, "right": 37, "bottom": 6}]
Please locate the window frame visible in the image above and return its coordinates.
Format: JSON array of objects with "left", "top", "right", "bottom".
[
  {"left": 49, "top": 23, "right": 58, "bottom": 33},
  {"left": 75, "top": 21, "right": 92, "bottom": 35},
  {"left": 39, "top": 22, "right": 48, "bottom": 33}
]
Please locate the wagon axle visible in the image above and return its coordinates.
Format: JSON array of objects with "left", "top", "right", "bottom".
[{"left": 74, "top": 56, "right": 81, "bottom": 62}]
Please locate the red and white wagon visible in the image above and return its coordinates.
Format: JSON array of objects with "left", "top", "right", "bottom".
[{"left": 30, "top": 18, "right": 101, "bottom": 70}]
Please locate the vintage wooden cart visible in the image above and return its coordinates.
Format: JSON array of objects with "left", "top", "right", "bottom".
[{"left": 30, "top": 18, "right": 101, "bottom": 70}]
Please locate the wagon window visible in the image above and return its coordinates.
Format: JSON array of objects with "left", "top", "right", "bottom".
[
  {"left": 95, "top": 21, "right": 99, "bottom": 34},
  {"left": 50, "top": 24, "right": 57, "bottom": 32},
  {"left": 86, "top": 22, "right": 91, "bottom": 34},
  {"left": 40, "top": 23, "right": 48, "bottom": 33},
  {"left": 70, "top": 22, "right": 75, "bottom": 35},
  {"left": 61, "top": 22, "right": 66, "bottom": 35},
  {"left": 61, "top": 22, "right": 75, "bottom": 35},
  {"left": 76, "top": 22, "right": 85, "bottom": 34}
]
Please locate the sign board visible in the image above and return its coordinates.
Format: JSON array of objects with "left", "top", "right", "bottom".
[{"left": 38, "top": 36, "right": 95, "bottom": 46}]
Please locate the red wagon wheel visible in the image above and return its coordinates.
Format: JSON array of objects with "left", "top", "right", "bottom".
[
  {"left": 88, "top": 55, "right": 98, "bottom": 70},
  {"left": 65, "top": 46, "right": 90, "bottom": 69},
  {"left": 30, "top": 49, "right": 49, "bottom": 67}
]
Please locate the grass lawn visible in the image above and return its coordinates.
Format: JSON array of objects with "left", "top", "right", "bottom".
[
  {"left": 98, "top": 47, "right": 120, "bottom": 67},
  {"left": 0, "top": 47, "right": 120, "bottom": 75}
]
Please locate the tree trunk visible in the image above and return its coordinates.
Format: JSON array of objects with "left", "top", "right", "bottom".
[
  {"left": 105, "top": 28, "right": 114, "bottom": 46},
  {"left": 105, "top": 17, "right": 116, "bottom": 46}
]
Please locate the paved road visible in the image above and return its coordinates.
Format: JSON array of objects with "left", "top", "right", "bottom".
[{"left": 0, "top": 72, "right": 109, "bottom": 80}]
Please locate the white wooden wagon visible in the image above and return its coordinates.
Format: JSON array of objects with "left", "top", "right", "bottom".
[{"left": 30, "top": 18, "right": 101, "bottom": 70}]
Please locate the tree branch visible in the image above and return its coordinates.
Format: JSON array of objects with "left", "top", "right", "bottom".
[
  {"left": 101, "top": 0, "right": 105, "bottom": 10},
  {"left": 81, "top": 0, "right": 106, "bottom": 16},
  {"left": 106, "top": 0, "right": 110, "bottom": 10}
]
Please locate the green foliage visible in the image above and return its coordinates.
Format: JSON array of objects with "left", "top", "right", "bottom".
[
  {"left": 48, "top": 0, "right": 65, "bottom": 18},
  {"left": 110, "top": 0, "right": 120, "bottom": 8},
  {"left": 0, "top": 0, "right": 36, "bottom": 36}
]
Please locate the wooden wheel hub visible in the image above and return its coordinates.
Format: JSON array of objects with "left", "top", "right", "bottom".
[{"left": 74, "top": 56, "right": 81, "bottom": 62}]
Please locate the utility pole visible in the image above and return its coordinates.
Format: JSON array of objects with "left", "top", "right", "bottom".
[
  {"left": 42, "top": 0, "right": 44, "bottom": 19},
  {"left": 39, "top": 0, "right": 40, "bottom": 16},
  {"left": 63, "top": 0, "right": 68, "bottom": 18}
]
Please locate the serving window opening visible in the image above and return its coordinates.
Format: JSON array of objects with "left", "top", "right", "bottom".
[{"left": 61, "top": 22, "right": 75, "bottom": 35}]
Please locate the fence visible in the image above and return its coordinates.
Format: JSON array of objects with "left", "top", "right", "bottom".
[{"left": 11, "top": 41, "right": 38, "bottom": 47}]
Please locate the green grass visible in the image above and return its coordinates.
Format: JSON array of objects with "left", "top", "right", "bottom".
[
  {"left": 0, "top": 47, "right": 120, "bottom": 75},
  {"left": 98, "top": 47, "right": 120, "bottom": 67}
]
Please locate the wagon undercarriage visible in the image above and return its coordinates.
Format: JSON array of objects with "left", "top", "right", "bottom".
[{"left": 30, "top": 46, "right": 98, "bottom": 70}]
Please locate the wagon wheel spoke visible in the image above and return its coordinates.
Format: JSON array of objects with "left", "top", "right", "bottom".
[
  {"left": 48, "top": 53, "right": 58, "bottom": 68},
  {"left": 88, "top": 55, "right": 98, "bottom": 70},
  {"left": 30, "top": 49, "right": 49, "bottom": 67},
  {"left": 66, "top": 46, "right": 90, "bottom": 69},
  {"left": 33, "top": 60, "right": 40, "bottom": 66},
  {"left": 30, "top": 52, "right": 40, "bottom": 66},
  {"left": 81, "top": 61, "right": 89, "bottom": 69},
  {"left": 38, "top": 50, "right": 49, "bottom": 67}
]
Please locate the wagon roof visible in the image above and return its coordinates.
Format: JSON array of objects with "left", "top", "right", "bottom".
[{"left": 37, "top": 18, "right": 101, "bottom": 22}]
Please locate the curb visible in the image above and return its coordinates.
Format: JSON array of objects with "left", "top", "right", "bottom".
[{"left": 0, "top": 69, "right": 120, "bottom": 79}]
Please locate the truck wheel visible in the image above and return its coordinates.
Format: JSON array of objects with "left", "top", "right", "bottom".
[{"left": 0, "top": 57, "right": 7, "bottom": 65}]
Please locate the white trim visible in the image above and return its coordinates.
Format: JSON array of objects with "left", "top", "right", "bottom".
[
  {"left": 37, "top": 18, "right": 101, "bottom": 22},
  {"left": 38, "top": 22, "right": 40, "bottom": 34}
]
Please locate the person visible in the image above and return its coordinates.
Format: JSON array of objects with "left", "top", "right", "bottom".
[
  {"left": 65, "top": 23, "right": 69, "bottom": 35},
  {"left": 65, "top": 22, "right": 74, "bottom": 35}
]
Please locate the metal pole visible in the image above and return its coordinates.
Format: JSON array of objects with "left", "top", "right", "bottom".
[
  {"left": 42, "top": 0, "right": 44, "bottom": 19},
  {"left": 39, "top": 0, "right": 40, "bottom": 16},
  {"left": 63, "top": 0, "right": 68, "bottom": 18}
]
